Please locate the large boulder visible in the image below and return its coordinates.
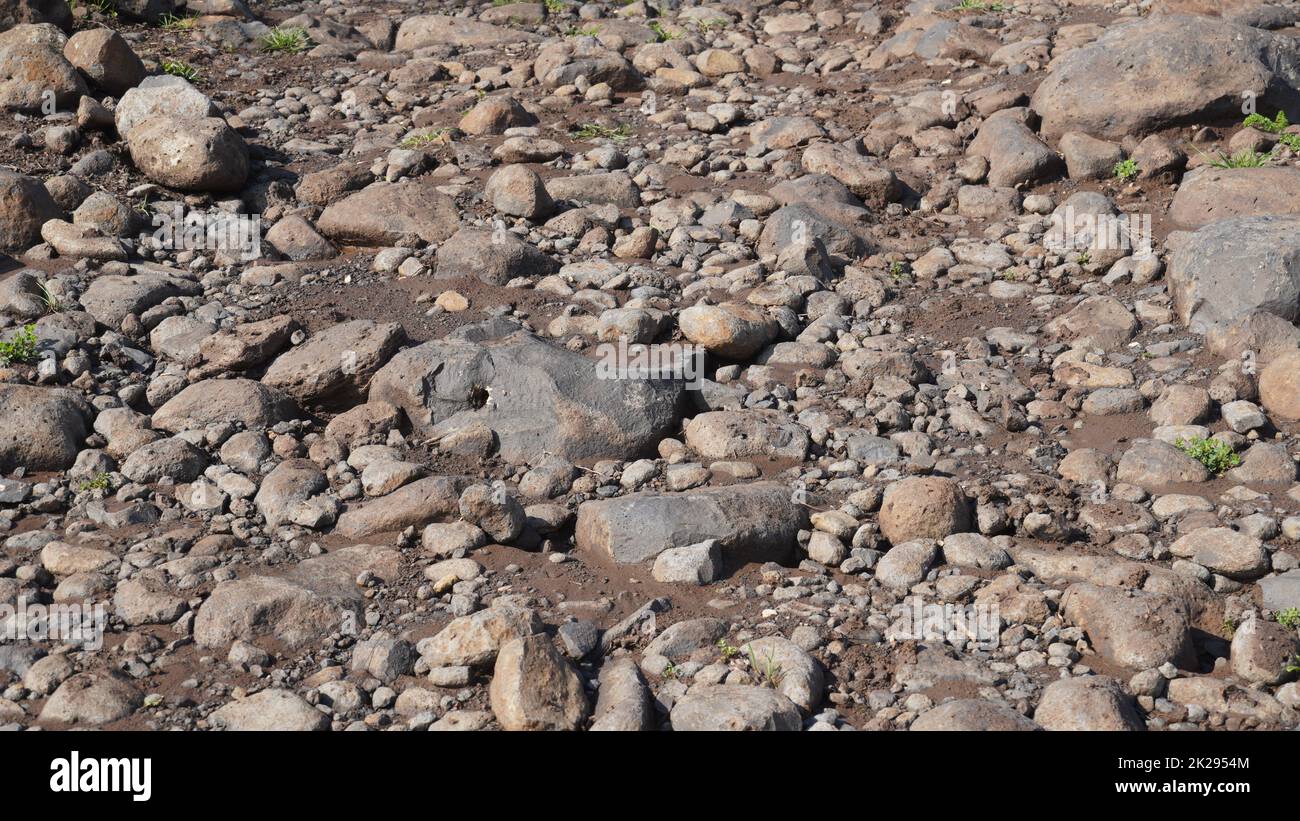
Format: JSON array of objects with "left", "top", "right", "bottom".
[
  {"left": 669, "top": 685, "right": 801, "bottom": 731},
  {"left": 434, "top": 227, "right": 559, "bottom": 285},
  {"left": 1167, "top": 215, "right": 1300, "bottom": 333},
  {"left": 126, "top": 116, "right": 248, "bottom": 193},
  {"left": 1260, "top": 349, "right": 1300, "bottom": 420},
  {"left": 489, "top": 634, "right": 590, "bottom": 731},
  {"left": 78, "top": 270, "right": 201, "bottom": 330},
  {"left": 1060, "top": 583, "right": 1196, "bottom": 670},
  {"left": 879, "top": 477, "right": 971, "bottom": 545},
  {"left": 0, "top": 384, "right": 92, "bottom": 471},
  {"left": 368, "top": 326, "right": 684, "bottom": 463},
  {"left": 967, "top": 109, "right": 1063, "bottom": 188},
  {"left": 62, "top": 27, "right": 144, "bottom": 96},
  {"left": 1032, "top": 16, "right": 1300, "bottom": 139},
  {"left": 395, "top": 15, "right": 540, "bottom": 50},
  {"left": 575, "top": 482, "right": 806, "bottom": 565},
  {"left": 1034, "top": 676, "right": 1145, "bottom": 731},
  {"left": 209, "top": 689, "right": 329, "bottom": 731},
  {"left": 0, "top": 40, "right": 85, "bottom": 111}
]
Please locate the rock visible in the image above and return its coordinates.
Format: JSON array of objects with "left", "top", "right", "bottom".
[
  {"left": 41, "top": 219, "right": 127, "bottom": 261},
  {"left": 1059, "top": 132, "right": 1125, "bottom": 180},
  {"left": 39, "top": 672, "right": 140, "bottom": 725},
  {"left": 1170, "top": 166, "right": 1300, "bottom": 228},
  {"left": 210, "top": 689, "right": 328, "bottom": 731},
  {"left": 800, "top": 141, "right": 900, "bottom": 206},
  {"left": 113, "top": 573, "right": 186, "bottom": 626},
  {"left": 967, "top": 109, "right": 1063, "bottom": 188},
  {"left": 879, "top": 477, "right": 971, "bottom": 545},
  {"left": 265, "top": 215, "right": 335, "bottom": 261},
  {"left": 0, "top": 41, "right": 86, "bottom": 112},
  {"left": 576, "top": 482, "right": 806, "bottom": 564},
  {"left": 459, "top": 94, "right": 536, "bottom": 135},
  {"left": 317, "top": 181, "right": 460, "bottom": 247},
  {"left": 418, "top": 600, "right": 542, "bottom": 667},
  {"left": 1116, "top": 439, "right": 1210, "bottom": 488},
  {"left": 1230, "top": 617, "right": 1300, "bottom": 685},
  {"left": 590, "top": 658, "right": 653, "bottom": 731},
  {"left": 670, "top": 684, "right": 801, "bottom": 731},
  {"left": 0, "top": 169, "right": 61, "bottom": 252},
  {"left": 545, "top": 171, "right": 640, "bottom": 208},
  {"left": 262, "top": 320, "right": 403, "bottom": 409},
  {"left": 485, "top": 164, "right": 554, "bottom": 220},
  {"left": 115, "top": 75, "right": 216, "bottom": 140},
  {"left": 1168, "top": 527, "right": 1270, "bottom": 579},
  {"left": 78, "top": 270, "right": 201, "bottom": 330},
  {"left": 1260, "top": 349, "right": 1300, "bottom": 420},
  {"left": 678, "top": 303, "right": 777, "bottom": 359},
  {"left": 63, "top": 27, "right": 144, "bottom": 95},
  {"left": 126, "top": 116, "right": 248, "bottom": 193},
  {"left": 1034, "top": 676, "right": 1145, "bottom": 731},
  {"left": 941, "top": 533, "right": 1012, "bottom": 570},
  {"left": 458, "top": 483, "right": 525, "bottom": 543},
  {"left": 744, "top": 635, "right": 824, "bottom": 713},
  {"left": 120, "top": 436, "right": 207, "bottom": 484},
  {"left": 1045, "top": 296, "right": 1138, "bottom": 351},
  {"left": 1228, "top": 442, "right": 1296, "bottom": 484},
  {"left": 194, "top": 545, "right": 400, "bottom": 650},
  {"left": 875, "top": 540, "right": 940, "bottom": 591},
  {"left": 1168, "top": 216, "right": 1300, "bottom": 333},
  {"left": 369, "top": 326, "right": 683, "bottom": 463},
  {"left": 1060, "top": 583, "right": 1195, "bottom": 670},
  {"left": 0, "top": 1, "right": 72, "bottom": 31},
  {"left": 335, "top": 475, "right": 468, "bottom": 538},
  {"left": 0, "top": 384, "right": 92, "bottom": 471},
  {"left": 152, "top": 379, "right": 299, "bottom": 433},
  {"left": 395, "top": 15, "right": 539, "bottom": 51},
  {"left": 435, "top": 226, "right": 559, "bottom": 285},
  {"left": 254, "top": 459, "right": 327, "bottom": 528},
  {"left": 1032, "top": 16, "right": 1300, "bottom": 139},
  {"left": 684, "top": 410, "right": 809, "bottom": 461},
  {"left": 489, "top": 634, "right": 589, "bottom": 731},
  {"left": 911, "top": 699, "right": 1039, "bottom": 731},
  {"left": 651, "top": 540, "right": 721, "bottom": 584}
]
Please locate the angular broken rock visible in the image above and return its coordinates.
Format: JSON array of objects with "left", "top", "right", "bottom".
[
  {"left": 489, "top": 634, "right": 589, "bottom": 731},
  {"left": 369, "top": 326, "right": 684, "bottom": 463},
  {"left": 575, "top": 482, "right": 806, "bottom": 565},
  {"left": 417, "top": 600, "right": 541, "bottom": 668},
  {"left": 194, "top": 545, "right": 400, "bottom": 650},
  {"left": 317, "top": 181, "right": 460, "bottom": 246},
  {"left": 335, "top": 475, "right": 469, "bottom": 538},
  {"left": 261, "top": 320, "right": 404, "bottom": 408},
  {"left": 1060, "top": 583, "right": 1195, "bottom": 670}
]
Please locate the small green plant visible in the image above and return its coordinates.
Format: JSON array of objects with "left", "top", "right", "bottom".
[
  {"left": 544, "top": 0, "right": 567, "bottom": 13},
  {"left": 1075, "top": 251, "right": 1091, "bottom": 265},
  {"left": 887, "top": 260, "right": 908, "bottom": 282},
  {"left": 260, "top": 27, "right": 312, "bottom": 55},
  {"left": 1113, "top": 158, "right": 1139, "bottom": 182},
  {"left": 78, "top": 473, "right": 112, "bottom": 492},
  {"left": 717, "top": 637, "right": 740, "bottom": 661},
  {"left": 158, "top": 12, "right": 195, "bottom": 31},
  {"left": 696, "top": 18, "right": 728, "bottom": 35},
  {"left": 1176, "top": 436, "right": 1241, "bottom": 474},
  {"left": 566, "top": 25, "right": 601, "bottom": 37},
  {"left": 649, "top": 20, "right": 681, "bottom": 41},
  {"left": 1278, "top": 607, "right": 1300, "bottom": 631},
  {"left": 1287, "top": 654, "right": 1300, "bottom": 676},
  {"left": 570, "top": 122, "right": 633, "bottom": 141},
  {"left": 0, "top": 324, "right": 38, "bottom": 366},
  {"left": 746, "top": 644, "right": 784, "bottom": 689},
  {"left": 1222, "top": 617, "right": 1238, "bottom": 636},
  {"left": 662, "top": 661, "right": 679, "bottom": 679},
  {"left": 160, "top": 60, "right": 200, "bottom": 82}
]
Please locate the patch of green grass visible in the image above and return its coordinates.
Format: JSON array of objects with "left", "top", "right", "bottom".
[
  {"left": 399, "top": 129, "right": 451, "bottom": 149},
  {"left": 570, "top": 122, "right": 633, "bottom": 141},
  {"left": 158, "top": 12, "right": 195, "bottom": 31},
  {"left": 717, "top": 637, "right": 741, "bottom": 661},
  {"left": 746, "top": 644, "right": 784, "bottom": 689},
  {"left": 1113, "top": 158, "right": 1139, "bottom": 182},
  {"left": 1278, "top": 607, "right": 1300, "bottom": 631},
  {"left": 1206, "top": 148, "right": 1273, "bottom": 169},
  {"left": 566, "top": 25, "right": 601, "bottom": 37},
  {"left": 0, "top": 324, "right": 38, "bottom": 366},
  {"left": 649, "top": 20, "right": 681, "bottom": 41},
  {"left": 260, "top": 27, "right": 312, "bottom": 55},
  {"left": 36, "top": 281, "right": 59, "bottom": 313},
  {"left": 543, "top": 0, "right": 567, "bottom": 13},
  {"left": 1176, "top": 436, "right": 1241, "bottom": 474},
  {"left": 954, "top": 0, "right": 1008, "bottom": 11},
  {"left": 160, "top": 60, "right": 200, "bottom": 82}
]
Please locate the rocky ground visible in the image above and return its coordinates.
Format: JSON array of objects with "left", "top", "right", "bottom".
[{"left": 0, "top": 0, "right": 1299, "bottom": 733}]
